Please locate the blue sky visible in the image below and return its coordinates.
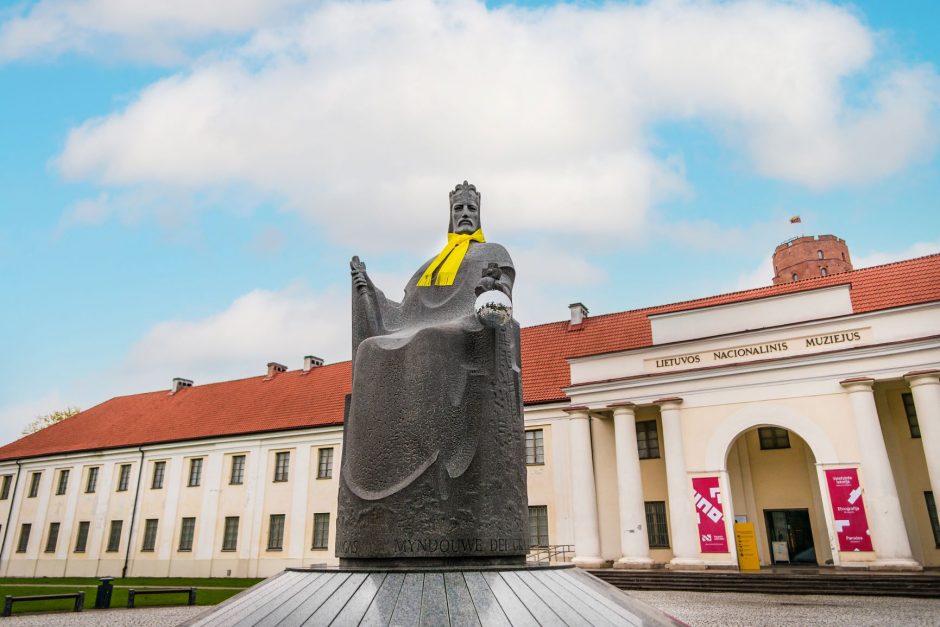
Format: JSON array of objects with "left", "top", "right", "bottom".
[{"left": 1, "top": 0, "right": 938, "bottom": 443}]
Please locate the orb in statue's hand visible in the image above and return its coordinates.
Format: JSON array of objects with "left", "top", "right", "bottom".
[{"left": 475, "top": 290, "right": 512, "bottom": 327}]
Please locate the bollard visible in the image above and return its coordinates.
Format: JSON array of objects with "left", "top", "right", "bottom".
[{"left": 94, "top": 576, "right": 115, "bottom": 609}]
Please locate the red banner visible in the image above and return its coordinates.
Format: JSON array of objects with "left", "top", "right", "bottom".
[
  {"left": 825, "top": 468, "right": 873, "bottom": 552},
  {"left": 692, "top": 476, "right": 729, "bottom": 553}
]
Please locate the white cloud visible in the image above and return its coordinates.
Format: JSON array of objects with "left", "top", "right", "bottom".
[
  {"left": 50, "top": 0, "right": 940, "bottom": 252},
  {"left": 124, "top": 282, "right": 350, "bottom": 387},
  {"left": 0, "top": 0, "right": 303, "bottom": 64},
  {"left": 734, "top": 256, "right": 775, "bottom": 291},
  {"left": 854, "top": 239, "right": 940, "bottom": 268},
  {"left": 0, "top": 391, "right": 66, "bottom": 447}
]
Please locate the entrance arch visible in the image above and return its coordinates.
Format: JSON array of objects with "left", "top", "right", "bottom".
[
  {"left": 725, "top": 426, "right": 832, "bottom": 566},
  {"left": 704, "top": 404, "right": 838, "bottom": 470}
]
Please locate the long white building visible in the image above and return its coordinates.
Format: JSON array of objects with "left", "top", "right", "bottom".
[{"left": 1, "top": 241, "right": 938, "bottom": 577}]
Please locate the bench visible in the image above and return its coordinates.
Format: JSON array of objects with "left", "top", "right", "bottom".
[
  {"left": 3, "top": 591, "right": 85, "bottom": 616},
  {"left": 127, "top": 587, "right": 197, "bottom": 608}
]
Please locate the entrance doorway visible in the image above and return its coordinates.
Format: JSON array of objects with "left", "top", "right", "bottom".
[{"left": 764, "top": 509, "right": 815, "bottom": 565}]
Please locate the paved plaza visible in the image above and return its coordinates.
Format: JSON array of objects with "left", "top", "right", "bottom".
[
  {"left": 3, "top": 589, "right": 938, "bottom": 626},
  {"left": 631, "top": 590, "right": 940, "bottom": 627}
]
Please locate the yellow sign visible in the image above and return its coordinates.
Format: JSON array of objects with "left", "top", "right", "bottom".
[{"left": 734, "top": 523, "right": 760, "bottom": 571}]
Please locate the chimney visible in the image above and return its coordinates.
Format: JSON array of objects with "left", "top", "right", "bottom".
[
  {"left": 303, "top": 355, "right": 324, "bottom": 372},
  {"left": 170, "top": 378, "right": 193, "bottom": 394},
  {"left": 266, "top": 362, "right": 287, "bottom": 378},
  {"left": 569, "top": 302, "right": 588, "bottom": 329}
]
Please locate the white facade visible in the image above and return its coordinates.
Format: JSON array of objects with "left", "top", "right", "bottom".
[{"left": 1, "top": 283, "right": 938, "bottom": 576}]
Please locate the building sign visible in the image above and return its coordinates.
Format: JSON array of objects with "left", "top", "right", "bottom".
[
  {"left": 734, "top": 522, "right": 760, "bottom": 570},
  {"left": 645, "top": 327, "right": 870, "bottom": 372},
  {"left": 825, "top": 468, "right": 873, "bottom": 552},
  {"left": 692, "top": 476, "right": 729, "bottom": 553}
]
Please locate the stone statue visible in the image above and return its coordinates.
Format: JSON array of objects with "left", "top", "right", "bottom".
[{"left": 336, "top": 181, "right": 528, "bottom": 566}]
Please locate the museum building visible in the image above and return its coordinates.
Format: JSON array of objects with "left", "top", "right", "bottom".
[{"left": 0, "top": 236, "right": 938, "bottom": 578}]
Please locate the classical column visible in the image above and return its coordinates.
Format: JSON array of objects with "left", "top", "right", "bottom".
[
  {"left": 566, "top": 407, "right": 605, "bottom": 568},
  {"left": 840, "top": 378, "right": 920, "bottom": 569},
  {"left": 610, "top": 403, "right": 653, "bottom": 568},
  {"left": 905, "top": 370, "right": 940, "bottom": 508},
  {"left": 657, "top": 397, "right": 705, "bottom": 569}
]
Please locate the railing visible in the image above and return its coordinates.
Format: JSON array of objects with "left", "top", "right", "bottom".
[{"left": 527, "top": 544, "right": 574, "bottom": 564}]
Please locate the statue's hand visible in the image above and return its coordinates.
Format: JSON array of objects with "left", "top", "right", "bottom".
[{"left": 350, "top": 256, "right": 370, "bottom": 293}]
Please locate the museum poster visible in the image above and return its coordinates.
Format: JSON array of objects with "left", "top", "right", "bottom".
[
  {"left": 825, "top": 468, "right": 874, "bottom": 552},
  {"left": 691, "top": 476, "right": 729, "bottom": 553}
]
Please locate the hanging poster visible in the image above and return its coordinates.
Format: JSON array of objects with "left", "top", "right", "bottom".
[
  {"left": 691, "top": 476, "right": 729, "bottom": 553},
  {"left": 825, "top": 468, "right": 873, "bottom": 552}
]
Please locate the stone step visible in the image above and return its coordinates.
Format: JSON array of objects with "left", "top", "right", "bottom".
[{"left": 588, "top": 570, "right": 940, "bottom": 599}]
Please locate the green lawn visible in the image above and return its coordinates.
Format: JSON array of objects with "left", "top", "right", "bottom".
[{"left": 0, "top": 577, "right": 262, "bottom": 616}]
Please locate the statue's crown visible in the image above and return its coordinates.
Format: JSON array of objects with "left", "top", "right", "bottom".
[{"left": 449, "top": 180, "right": 480, "bottom": 207}]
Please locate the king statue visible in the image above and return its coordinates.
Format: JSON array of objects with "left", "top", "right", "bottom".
[{"left": 336, "top": 181, "right": 528, "bottom": 566}]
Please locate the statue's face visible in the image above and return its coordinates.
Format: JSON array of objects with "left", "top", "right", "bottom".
[{"left": 451, "top": 200, "right": 480, "bottom": 235}]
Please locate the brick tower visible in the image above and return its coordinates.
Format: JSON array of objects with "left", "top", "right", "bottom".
[{"left": 772, "top": 235, "right": 853, "bottom": 285}]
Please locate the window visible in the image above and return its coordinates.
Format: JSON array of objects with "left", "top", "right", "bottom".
[
  {"left": 75, "top": 521, "right": 90, "bottom": 553},
  {"left": 528, "top": 505, "right": 549, "bottom": 547},
  {"left": 758, "top": 427, "right": 791, "bottom": 450},
  {"left": 141, "top": 519, "right": 159, "bottom": 552},
  {"left": 820, "top": 267, "right": 828, "bottom": 277},
  {"left": 0, "top": 475, "right": 11, "bottom": 500},
  {"left": 55, "top": 469, "right": 70, "bottom": 495},
  {"left": 45, "top": 522, "right": 60, "bottom": 553},
  {"left": 178, "top": 517, "right": 196, "bottom": 552},
  {"left": 222, "top": 517, "right": 240, "bottom": 551},
  {"left": 267, "top": 514, "right": 285, "bottom": 550},
  {"left": 791, "top": 273, "right": 799, "bottom": 281},
  {"left": 28, "top": 472, "right": 41, "bottom": 498},
  {"left": 645, "top": 501, "right": 670, "bottom": 547},
  {"left": 636, "top": 420, "right": 660, "bottom": 459},
  {"left": 152, "top": 461, "right": 166, "bottom": 489},
  {"left": 312, "top": 513, "right": 330, "bottom": 550},
  {"left": 86, "top": 467, "right": 99, "bottom": 493},
  {"left": 927, "top": 492, "right": 940, "bottom": 548},
  {"left": 817, "top": 250, "right": 824, "bottom": 260},
  {"left": 274, "top": 451, "right": 290, "bottom": 482},
  {"left": 117, "top": 464, "right": 131, "bottom": 492},
  {"left": 230, "top": 455, "right": 245, "bottom": 485},
  {"left": 188, "top": 458, "right": 203, "bottom": 487},
  {"left": 106, "top": 520, "right": 123, "bottom": 553},
  {"left": 903, "top": 393, "right": 920, "bottom": 438},
  {"left": 317, "top": 448, "right": 334, "bottom": 479},
  {"left": 17, "top": 523, "right": 31, "bottom": 553},
  {"left": 525, "top": 429, "right": 544, "bottom": 465}
]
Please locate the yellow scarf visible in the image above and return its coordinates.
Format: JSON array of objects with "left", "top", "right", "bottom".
[{"left": 417, "top": 229, "right": 485, "bottom": 286}]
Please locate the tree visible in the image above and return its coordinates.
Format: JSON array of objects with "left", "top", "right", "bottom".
[{"left": 22, "top": 407, "right": 81, "bottom": 436}]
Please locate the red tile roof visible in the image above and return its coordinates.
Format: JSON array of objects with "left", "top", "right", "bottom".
[{"left": 2, "top": 254, "right": 938, "bottom": 461}]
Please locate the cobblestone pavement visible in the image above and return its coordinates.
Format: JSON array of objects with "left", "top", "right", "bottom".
[
  {"left": 629, "top": 590, "right": 940, "bottom": 627},
  {"left": 1, "top": 606, "right": 204, "bottom": 626}
]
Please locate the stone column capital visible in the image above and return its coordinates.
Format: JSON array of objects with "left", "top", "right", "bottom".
[
  {"left": 904, "top": 370, "right": 940, "bottom": 388},
  {"left": 654, "top": 396, "right": 683, "bottom": 410},
  {"left": 607, "top": 402, "right": 636, "bottom": 417},
  {"left": 840, "top": 377, "right": 875, "bottom": 392},
  {"left": 564, "top": 405, "right": 591, "bottom": 420}
]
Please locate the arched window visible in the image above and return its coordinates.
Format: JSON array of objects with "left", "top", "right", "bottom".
[
  {"left": 817, "top": 250, "right": 824, "bottom": 259},
  {"left": 841, "top": 252, "right": 845, "bottom": 261},
  {"left": 820, "top": 267, "right": 828, "bottom": 277},
  {"left": 792, "top": 273, "right": 799, "bottom": 281}
]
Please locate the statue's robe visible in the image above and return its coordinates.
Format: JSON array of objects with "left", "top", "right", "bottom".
[{"left": 336, "top": 241, "right": 528, "bottom": 564}]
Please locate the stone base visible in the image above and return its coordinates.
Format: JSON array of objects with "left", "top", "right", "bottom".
[
  {"left": 614, "top": 556, "right": 654, "bottom": 569},
  {"left": 867, "top": 558, "right": 924, "bottom": 572},
  {"left": 571, "top": 556, "right": 607, "bottom": 569},
  {"left": 666, "top": 558, "right": 707, "bottom": 571},
  {"left": 182, "top": 564, "right": 679, "bottom": 626}
]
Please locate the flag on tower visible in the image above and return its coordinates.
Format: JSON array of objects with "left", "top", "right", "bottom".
[{"left": 789, "top": 215, "right": 802, "bottom": 224}]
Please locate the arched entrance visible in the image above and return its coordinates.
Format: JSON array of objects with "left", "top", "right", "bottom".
[{"left": 726, "top": 425, "right": 832, "bottom": 567}]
